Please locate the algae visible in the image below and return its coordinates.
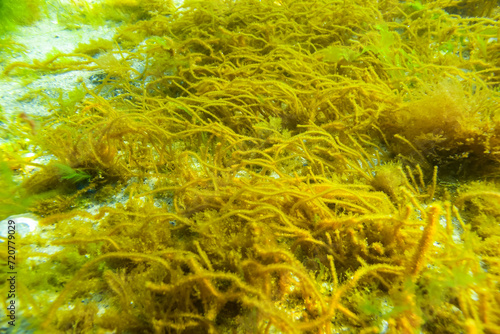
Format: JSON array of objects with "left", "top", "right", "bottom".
[{"left": 1, "top": 0, "right": 500, "bottom": 333}]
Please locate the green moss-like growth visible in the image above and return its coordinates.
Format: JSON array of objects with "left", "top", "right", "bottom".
[
  {"left": 0, "top": 161, "right": 33, "bottom": 220},
  {"left": 53, "top": 162, "right": 91, "bottom": 184},
  {"left": 0, "top": 0, "right": 43, "bottom": 34}
]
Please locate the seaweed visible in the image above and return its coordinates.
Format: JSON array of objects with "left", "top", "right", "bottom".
[
  {"left": 53, "top": 162, "right": 91, "bottom": 183},
  {"left": 1, "top": 0, "right": 500, "bottom": 333},
  {"left": 0, "top": 0, "right": 44, "bottom": 34},
  {"left": 73, "top": 38, "right": 115, "bottom": 57},
  {"left": 0, "top": 162, "right": 33, "bottom": 220}
]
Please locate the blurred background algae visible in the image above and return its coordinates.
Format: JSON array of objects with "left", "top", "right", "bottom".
[{"left": 1, "top": 0, "right": 500, "bottom": 333}]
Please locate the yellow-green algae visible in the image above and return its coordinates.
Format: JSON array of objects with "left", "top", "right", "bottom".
[{"left": 1, "top": 0, "right": 500, "bottom": 333}]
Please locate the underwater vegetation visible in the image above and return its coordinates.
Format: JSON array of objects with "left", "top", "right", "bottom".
[
  {"left": 1, "top": 0, "right": 500, "bottom": 333},
  {"left": 0, "top": 0, "right": 44, "bottom": 34}
]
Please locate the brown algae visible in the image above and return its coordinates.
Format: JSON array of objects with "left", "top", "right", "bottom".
[{"left": 1, "top": 0, "right": 500, "bottom": 333}]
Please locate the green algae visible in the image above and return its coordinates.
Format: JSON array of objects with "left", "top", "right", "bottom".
[{"left": 0, "top": 0, "right": 44, "bottom": 34}]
